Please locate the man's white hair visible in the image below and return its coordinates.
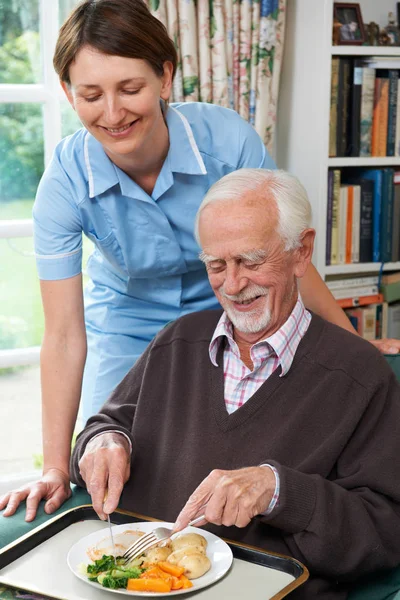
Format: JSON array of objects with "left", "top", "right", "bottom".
[{"left": 195, "top": 168, "right": 312, "bottom": 251}]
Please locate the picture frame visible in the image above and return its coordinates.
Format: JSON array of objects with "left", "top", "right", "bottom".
[{"left": 333, "top": 3, "right": 366, "bottom": 45}]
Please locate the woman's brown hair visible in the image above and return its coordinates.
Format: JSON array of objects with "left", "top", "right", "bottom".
[{"left": 53, "top": 0, "right": 178, "bottom": 85}]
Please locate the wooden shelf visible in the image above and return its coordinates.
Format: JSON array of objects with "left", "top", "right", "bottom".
[
  {"left": 328, "top": 157, "right": 400, "bottom": 167},
  {"left": 325, "top": 262, "right": 400, "bottom": 276},
  {"left": 331, "top": 46, "right": 400, "bottom": 56}
]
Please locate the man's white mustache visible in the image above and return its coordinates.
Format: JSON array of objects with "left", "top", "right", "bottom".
[{"left": 219, "top": 284, "right": 269, "bottom": 303}]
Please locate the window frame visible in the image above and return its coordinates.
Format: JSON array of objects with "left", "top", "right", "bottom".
[{"left": 0, "top": 0, "right": 63, "bottom": 368}]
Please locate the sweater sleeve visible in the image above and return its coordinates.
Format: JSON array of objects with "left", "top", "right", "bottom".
[
  {"left": 70, "top": 338, "right": 156, "bottom": 488},
  {"left": 262, "top": 370, "right": 400, "bottom": 581}
]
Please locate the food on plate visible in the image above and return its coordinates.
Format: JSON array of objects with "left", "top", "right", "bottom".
[
  {"left": 142, "top": 544, "right": 172, "bottom": 566},
  {"left": 82, "top": 529, "right": 211, "bottom": 591},
  {"left": 174, "top": 552, "right": 211, "bottom": 580},
  {"left": 86, "top": 529, "right": 143, "bottom": 562},
  {"left": 171, "top": 533, "right": 207, "bottom": 553}
]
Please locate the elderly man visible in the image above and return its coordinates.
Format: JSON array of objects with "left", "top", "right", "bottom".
[{"left": 71, "top": 169, "right": 400, "bottom": 599}]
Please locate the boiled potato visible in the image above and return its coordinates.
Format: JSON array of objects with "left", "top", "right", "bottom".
[
  {"left": 171, "top": 533, "right": 207, "bottom": 552},
  {"left": 168, "top": 546, "right": 206, "bottom": 565},
  {"left": 143, "top": 545, "right": 172, "bottom": 566},
  {"left": 177, "top": 552, "right": 211, "bottom": 579}
]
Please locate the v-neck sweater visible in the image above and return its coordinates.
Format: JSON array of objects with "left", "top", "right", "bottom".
[{"left": 72, "top": 310, "right": 400, "bottom": 599}]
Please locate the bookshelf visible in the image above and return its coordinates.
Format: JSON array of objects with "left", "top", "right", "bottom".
[{"left": 276, "top": 0, "right": 400, "bottom": 280}]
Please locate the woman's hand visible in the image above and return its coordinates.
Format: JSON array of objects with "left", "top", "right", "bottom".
[
  {"left": 370, "top": 338, "right": 400, "bottom": 354},
  {"left": 0, "top": 468, "right": 71, "bottom": 522}
]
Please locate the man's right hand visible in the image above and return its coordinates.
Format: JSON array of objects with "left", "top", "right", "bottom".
[
  {"left": 78, "top": 432, "right": 131, "bottom": 520},
  {"left": 0, "top": 468, "right": 71, "bottom": 522}
]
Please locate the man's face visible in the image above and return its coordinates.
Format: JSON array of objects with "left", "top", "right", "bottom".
[{"left": 199, "top": 192, "right": 313, "bottom": 341}]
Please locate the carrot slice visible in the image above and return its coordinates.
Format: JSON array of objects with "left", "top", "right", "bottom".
[
  {"left": 158, "top": 561, "right": 185, "bottom": 578},
  {"left": 141, "top": 567, "right": 172, "bottom": 582},
  {"left": 127, "top": 578, "right": 172, "bottom": 593},
  {"left": 170, "top": 576, "right": 184, "bottom": 590},
  {"left": 180, "top": 575, "right": 193, "bottom": 589}
]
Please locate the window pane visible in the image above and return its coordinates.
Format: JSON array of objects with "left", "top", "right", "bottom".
[
  {"left": 0, "top": 366, "right": 42, "bottom": 476},
  {"left": 0, "top": 236, "right": 43, "bottom": 349},
  {"left": 0, "top": 0, "right": 41, "bottom": 84},
  {"left": 59, "top": 0, "right": 80, "bottom": 26},
  {"left": 0, "top": 103, "right": 44, "bottom": 206},
  {"left": 61, "top": 99, "right": 82, "bottom": 138}
]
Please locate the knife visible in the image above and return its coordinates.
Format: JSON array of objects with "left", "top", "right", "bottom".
[{"left": 104, "top": 491, "right": 117, "bottom": 564}]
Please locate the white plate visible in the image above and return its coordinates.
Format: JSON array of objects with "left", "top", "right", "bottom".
[{"left": 67, "top": 521, "right": 233, "bottom": 596}]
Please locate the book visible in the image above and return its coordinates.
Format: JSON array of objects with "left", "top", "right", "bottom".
[
  {"left": 360, "top": 67, "right": 376, "bottom": 156},
  {"left": 361, "top": 169, "right": 382, "bottom": 262},
  {"left": 380, "top": 168, "right": 395, "bottom": 263},
  {"left": 391, "top": 171, "right": 400, "bottom": 262},
  {"left": 358, "top": 179, "right": 374, "bottom": 263},
  {"left": 395, "top": 78, "right": 400, "bottom": 156},
  {"left": 348, "top": 59, "right": 363, "bottom": 157},
  {"left": 336, "top": 58, "right": 352, "bottom": 157},
  {"left": 326, "top": 170, "right": 333, "bottom": 265},
  {"left": 326, "top": 275, "right": 379, "bottom": 290},
  {"left": 329, "top": 57, "right": 340, "bottom": 157},
  {"left": 331, "top": 170, "right": 341, "bottom": 265},
  {"left": 376, "top": 302, "right": 388, "bottom": 339},
  {"left": 351, "top": 184, "right": 361, "bottom": 263},
  {"left": 338, "top": 185, "right": 348, "bottom": 264},
  {"left": 386, "top": 70, "right": 399, "bottom": 156},
  {"left": 387, "top": 303, "right": 400, "bottom": 338},
  {"left": 382, "top": 271, "right": 400, "bottom": 285},
  {"left": 347, "top": 305, "right": 377, "bottom": 340},
  {"left": 371, "top": 76, "right": 389, "bottom": 157},
  {"left": 337, "top": 293, "right": 384, "bottom": 309},
  {"left": 381, "top": 280, "right": 400, "bottom": 304},
  {"left": 332, "top": 285, "right": 379, "bottom": 300},
  {"left": 345, "top": 185, "right": 354, "bottom": 263}
]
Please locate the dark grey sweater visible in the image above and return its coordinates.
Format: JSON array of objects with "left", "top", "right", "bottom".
[{"left": 71, "top": 311, "right": 400, "bottom": 599}]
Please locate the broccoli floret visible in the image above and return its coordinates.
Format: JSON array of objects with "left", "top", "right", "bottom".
[
  {"left": 87, "top": 555, "right": 115, "bottom": 575},
  {"left": 102, "top": 575, "right": 129, "bottom": 589}
]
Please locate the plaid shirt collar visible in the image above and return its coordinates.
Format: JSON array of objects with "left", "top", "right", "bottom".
[{"left": 209, "top": 295, "right": 311, "bottom": 376}]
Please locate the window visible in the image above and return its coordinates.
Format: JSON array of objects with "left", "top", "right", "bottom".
[{"left": 0, "top": 0, "right": 82, "bottom": 479}]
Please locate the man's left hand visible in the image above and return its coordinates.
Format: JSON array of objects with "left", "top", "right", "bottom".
[
  {"left": 173, "top": 466, "right": 276, "bottom": 532},
  {"left": 370, "top": 338, "right": 400, "bottom": 354}
]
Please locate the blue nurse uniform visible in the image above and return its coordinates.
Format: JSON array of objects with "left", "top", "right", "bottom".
[{"left": 33, "top": 102, "right": 275, "bottom": 421}]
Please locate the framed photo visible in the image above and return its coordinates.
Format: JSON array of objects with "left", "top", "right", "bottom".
[{"left": 333, "top": 3, "right": 366, "bottom": 45}]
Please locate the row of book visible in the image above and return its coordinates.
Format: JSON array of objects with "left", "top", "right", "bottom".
[
  {"left": 326, "top": 168, "right": 400, "bottom": 265},
  {"left": 327, "top": 273, "right": 400, "bottom": 340},
  {"left": 329, "top": 56, "right": 400, "bottom": 157}
]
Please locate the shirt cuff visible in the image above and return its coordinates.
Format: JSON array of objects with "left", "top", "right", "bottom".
[
  {"left": 89, "top": 430, "right": 132, "bottom": 455},
  {"left": 259, "top": 464, "right": 280, "bottom": 515}
]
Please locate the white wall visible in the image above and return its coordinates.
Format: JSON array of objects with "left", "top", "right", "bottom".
[{"left": 358, "top": 0, "right": 397, "bottom": 28}]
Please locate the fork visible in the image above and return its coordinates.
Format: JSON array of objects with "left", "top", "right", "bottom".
[{"left": 121, "top": 514, "right": 206, "bottom": 565}]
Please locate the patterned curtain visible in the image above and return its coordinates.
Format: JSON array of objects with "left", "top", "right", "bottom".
[{"left": 145, "top": 0, "right": 286, "bottom": 153}]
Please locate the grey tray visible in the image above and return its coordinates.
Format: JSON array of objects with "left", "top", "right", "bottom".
[{"left": 0, "top": 505, "right": 308, "bottom": 599}]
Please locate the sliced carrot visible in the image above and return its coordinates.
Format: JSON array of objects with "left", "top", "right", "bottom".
[
  {"left": 170, "top": 576, "right": 184, "bottom": 590},
  {"left": 158, "top": 561, "right": 185, "bottom": 578},
  {"left": 127, "top": 578, "right": 172, "bottom": 593},
  {"left": 180, "top": 575, "right": 193, "bottom": 589},
  {"left": 141, "top": 567, "right": 172, "bottom": 582}
]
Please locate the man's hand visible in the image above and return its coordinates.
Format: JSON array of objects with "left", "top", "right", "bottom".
[
  {"left": 370, "top": 338, "right": 400, "bottom": 354},
  {"left": 0, "top": 468, "right": 71, "bottom": 522},
  {"left": 173, "top": 466, "right": 276, "bottom": 532},
  {"left": 78, "top": 432, "right": 131, "bottom": 520}
]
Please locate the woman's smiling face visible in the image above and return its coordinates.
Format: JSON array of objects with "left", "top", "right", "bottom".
[{"left": 62, "top": 45, "right": 173, "bottom": 162}]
